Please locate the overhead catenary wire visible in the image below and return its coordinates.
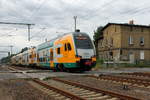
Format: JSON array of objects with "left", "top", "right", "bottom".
[
  {"left": 30, "top": 27, "right": 46, "bottom": 39},
  {"left": 105, "top": 1, "right": 150, "bottom": 22},
  {"left": 0, "top": 28, "right": 18, "bottom": 37}
]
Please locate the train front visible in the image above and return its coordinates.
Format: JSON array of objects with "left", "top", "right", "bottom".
[{"left": 73, "top": 32, "right": 96, "bottom": 71}]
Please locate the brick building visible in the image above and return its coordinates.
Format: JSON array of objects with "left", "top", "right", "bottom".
[{"left": 97, "top": 22, "right": 150, "bottom": 64}]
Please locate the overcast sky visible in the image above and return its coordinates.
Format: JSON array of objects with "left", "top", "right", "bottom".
[{"left": 0, "top": 0, "right": 150, "bottom": 59}]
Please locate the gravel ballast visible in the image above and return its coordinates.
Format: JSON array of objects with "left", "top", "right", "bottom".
[
  {"left": 0, "top": 79, "right": 54, "bottom": 100},
  {"left": 59, "top": 75, "right": 150, "bottom": 100}
]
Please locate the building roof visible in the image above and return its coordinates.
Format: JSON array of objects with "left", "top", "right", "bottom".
[{"left": 102, "top": 23, "right": 150, "bottom": 31}]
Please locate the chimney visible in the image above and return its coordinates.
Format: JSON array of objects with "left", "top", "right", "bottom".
[{"left": 129, "top": 20, "right": 134, "bottom": 24}]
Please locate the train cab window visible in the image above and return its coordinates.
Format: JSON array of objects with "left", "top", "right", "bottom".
[
  {"left": 64, "top": 44, "right": 67, "bottom": 51},
  {"left": 67, "top": 43, "right": 72, "bottom": 51},
  {"left": 57, "top": 48, "right": 60, "bottom": 54}
]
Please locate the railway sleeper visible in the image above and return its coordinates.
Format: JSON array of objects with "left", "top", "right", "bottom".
[
  {"left": 81, "top": 93, "right": 103, "bottom": 98},
  {"left": 87, "top": 95, "right": 111, "bottom": 100},
  {"left": 29, "top": 81, "right": 71, "bottom": 100},
  {"left": 106, "top": 97, "right": 120, "bottom": 100},
  {"left": 76, "top": 92, "right": 97, "bottom": 96}
]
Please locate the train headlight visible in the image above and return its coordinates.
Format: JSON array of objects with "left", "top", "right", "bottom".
[{"left": 91, "top": 55, "right": 96, "bottom": 61}]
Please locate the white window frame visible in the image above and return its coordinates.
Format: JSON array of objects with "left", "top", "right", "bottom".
[
  {"left": 128, "top": 36, "right": 133, "bottom": 45},
  {"left": 140, "top": 37, "right": 144, "bottom": 45},
  {"left": 140, "top": 51, "right": 144, "bottom": 60}
]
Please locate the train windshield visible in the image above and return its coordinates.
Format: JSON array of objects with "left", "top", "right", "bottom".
[{"left": 74, "top": 34, "right": 93, "bottom": 49}]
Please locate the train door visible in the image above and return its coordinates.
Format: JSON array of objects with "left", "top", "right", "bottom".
[
  {"left": 50, "top": 48, "right": 54, "bottom": 68},
  {"left": 64, "top": 42, "right": 68, "bottom": 58},
  {"left": 67, "top": 42, "right": 72, "bottom": 59}
]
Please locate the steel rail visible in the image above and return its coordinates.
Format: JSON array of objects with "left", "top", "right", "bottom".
[
  {"left": 7, "top": 66, "right": 86, "bottom": 99},
  {"left": 87, "top": 75, "right": 150, "bottom": 87},
  {"left": 52, "top": 77, "right": 140, "bottom": 100},
  {"left": 32, "top": 79, "right": 85, "bottom": 100},
  {"left": 122, "top": 72, "right": 150, "bottom": 77}
]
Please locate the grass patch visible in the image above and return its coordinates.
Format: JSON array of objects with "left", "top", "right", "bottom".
[
  {"left": 43, "top": 77, "right": 52, "bottom": 81},
  {"left": 92, "top": 59, "right": 104, "bottom": 70},
  {"left": 93, "top": 59, "right": 150, "bottom": 70}
]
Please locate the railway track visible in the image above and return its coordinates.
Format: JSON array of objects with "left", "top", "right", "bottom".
[
  {"left": 32, "top": 79, "right": 84, "bottom": 100},
  {"left": 121, "top": 72, "right": 150, "bottom": 78},
  {"left": 7, "top": 66, "right": 140, "bottom": 100},
  {"left": 48, "top": 77, "right": 140, "bottom": 100},
  {"left": 87, "top": 74, "right": 150, "bottom": 88},
  {"left": 9, "top": 66, "right": 34, "bottom": 71}
]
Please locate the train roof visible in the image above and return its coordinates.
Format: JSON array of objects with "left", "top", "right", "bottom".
[
  {"left": 37, "top": 39, "right": 54, "bottom": 51},
  {"left": 37, "top": 32, "right": 88, "bottom": 51}
]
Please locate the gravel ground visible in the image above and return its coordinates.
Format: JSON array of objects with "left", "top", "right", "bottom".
[
  {"left": 60, "top": 75, "right": 150, "bottom": 100},
  {"left": 11, "top": 66, "right": 35, "bottom": 70},
  {"left": 0, "top": 79, "right": 55, "bottom": 100},
  {"left": 113, "top": 74, "right": 150, "bottom": 80},
  {"left": 94, "top": 68, "right": 150, "bottom": 74},
  {"left": 0, "top": 65, "right": 11, "bottom": 71}
]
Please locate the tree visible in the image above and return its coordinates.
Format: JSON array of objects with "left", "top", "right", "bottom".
[
  {"left": 93, "top": 26, "right": 103, "bottom": 42},
  {"left": 20, "top": 47, "right": 28, "bottom": 53},
  {"left": 93, "top": 26, "right": 103, "bottom": 59},
  {"left": 0, "top": 54, "right": 15, "bottom": 64}
]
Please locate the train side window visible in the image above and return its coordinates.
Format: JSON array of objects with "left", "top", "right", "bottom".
[
  {"left": 64, "top": 43, "right": 67, "bottom": 51},
  {"left": 50, "top": 51, "right": 53, "bottom": 60},
  {"left": 57, "top": 48, "right": 60, "bottom": 54},
  {"left": 67, "top": 43, "right": 72, "bottom": 51}
]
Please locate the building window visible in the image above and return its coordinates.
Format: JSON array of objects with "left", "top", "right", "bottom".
[
  {"left": 110, "top": 38, "right": 113, "bottom": 47},
  {"left": 140, "top": 37, "right": 144, "bottom": 45},
  {"left": 141, "top": 28, "right": 144, "bottom": 32},
  {"left": 57, "top": 48, "right": 60, "bottom": 54},
  {"left": 120, "top": 49, "right": 123, "bottom": 55},
  {"left": 128, "top": 36, "right": 133, "bottom": 45},
  {"left": 140, "top": 51, "right": 144, "bottom": 60},
  {"left": 115, "top": 26, "right": 116, "bottom": 32},
  {"left": 105, "top": 39, "right": 108, "bottom": 46},
  {"left": 130, "top": 27, "right": 133, "bottom": 31},
  {"left": 109, "top": 52, "right": 113, "bottom": 56}
]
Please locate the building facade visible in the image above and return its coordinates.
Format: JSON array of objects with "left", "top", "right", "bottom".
[{"left": 97, "top": 23, "right": 150, "bottom": 64}]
